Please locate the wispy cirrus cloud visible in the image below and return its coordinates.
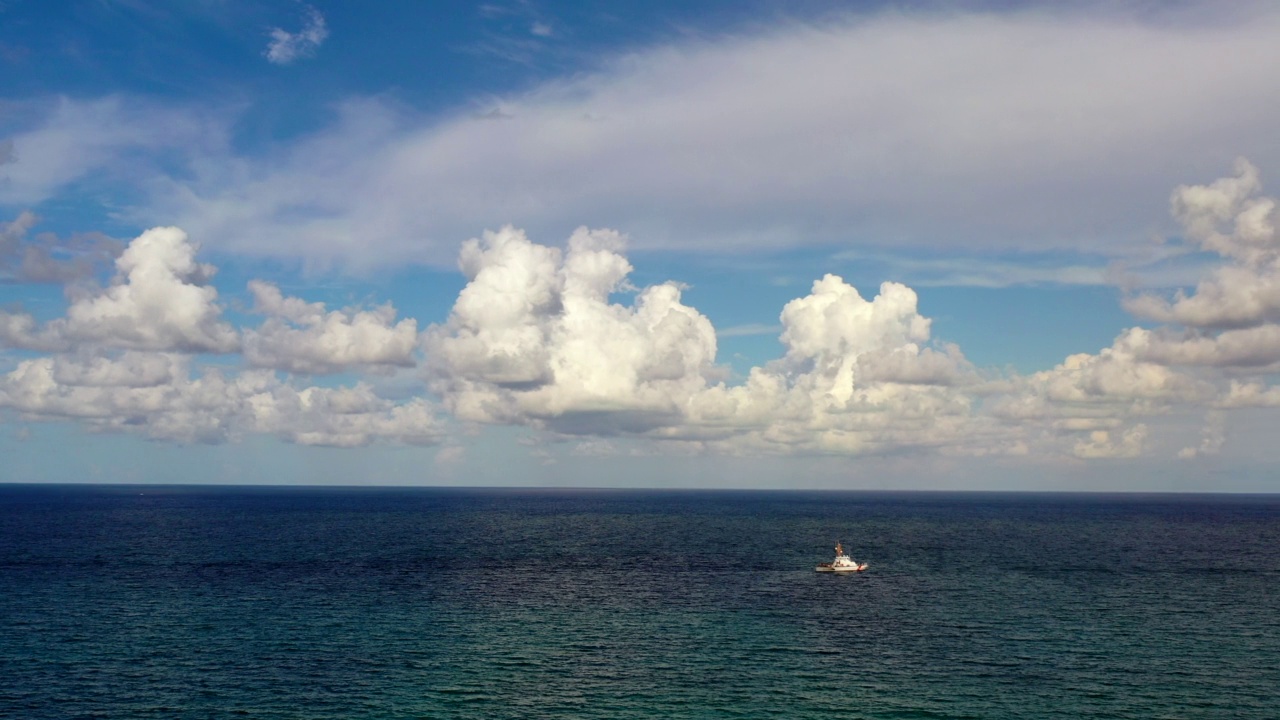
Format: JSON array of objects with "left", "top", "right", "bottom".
[
  {"left": 0, "top": 96, "right": 224, "bottom": 207},
  {"left": 717, "top": 323, "right": 782, "bottom": 338},
  {"left": 265, "top": 5, "right": 328, "bottom": 65},
  {"left": 7, "top": 6, "right": 1280, "bottom": 274},
  {"left": 140, "top": 4, "right": 1280, "bottom": 270}
]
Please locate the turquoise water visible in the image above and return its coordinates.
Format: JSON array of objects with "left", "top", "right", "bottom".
[{"left": 2, "top": 486, "right": 1278, "bottom": 718}]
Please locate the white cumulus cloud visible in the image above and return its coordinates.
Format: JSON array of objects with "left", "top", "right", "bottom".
[
  {"left": 1126, "top": 159, "right": 1280, "bottom": 329},
  {"left": 0, "top": 352, "right": 445, "bottom": 447},
  {"left": 424, "top": 227, "right": 999, "bottom": 457},
  {"left": 1122, "top": 160, "right": 1280, "bottom": 370},
  {"left": 982, "top": 159, "right": 1280, "bottom": 458},
  {"left": 683, "top": 275, "right": 990, "bottom": 456},
  {"left": 243, "top": 281, "right": 419, "bottom": 375},
  {"left": 0, "top": 226, "right": 238, "bottom": 353},
  {"left": 0, "top": 225, "right": 443, "bottom": 448},
  {"left": 424, "top": 226, "right": 719, "bottom": 435}
]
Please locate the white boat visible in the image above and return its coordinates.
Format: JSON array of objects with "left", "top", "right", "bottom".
[{"left": 815, "top": 541, "right": 868, "bottom": 573}]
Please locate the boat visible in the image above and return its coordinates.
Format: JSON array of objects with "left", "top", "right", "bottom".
[{"left": 815, "top": 541, "right": 868, "bottom": 573}]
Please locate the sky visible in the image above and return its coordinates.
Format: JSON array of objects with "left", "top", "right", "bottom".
[{"left": 3, "top": 0, "right": 1280, "bottom": 490}]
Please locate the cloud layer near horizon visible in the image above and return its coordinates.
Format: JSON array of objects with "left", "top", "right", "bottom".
[{"left": 3, "top": 162, "right": 1279, "bottom": 464}]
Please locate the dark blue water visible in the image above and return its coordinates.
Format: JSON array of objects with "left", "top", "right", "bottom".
[{"left": 2, "top": 486, "right": 1278, "bottom": 719}]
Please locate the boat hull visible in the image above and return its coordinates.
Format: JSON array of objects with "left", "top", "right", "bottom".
[{"left": 815, "top": 564, "right": 867, "bottom": 573}]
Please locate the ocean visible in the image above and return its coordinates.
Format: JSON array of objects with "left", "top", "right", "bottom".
[{"left": 1, "top": 485, "right": 1277, "bottom": 719}]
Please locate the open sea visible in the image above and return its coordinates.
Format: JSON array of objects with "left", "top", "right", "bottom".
[{"left": 2, "top": 485, "right": 1278, "bottom": 719}]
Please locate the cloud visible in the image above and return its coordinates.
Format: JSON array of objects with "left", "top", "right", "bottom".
[
  {"left": 243, "top": 281, "right": 419, "bottom": 375},
  {"left": 1126, "top": 265, "right": 1280, "bottom": 329},
  {"left": 0, "top": 212, "right": 39, "bottom": 273},
  {"left": 422, "top": 227, "right": 1005, "bottom": 456},
  {"left": 0, "top": 224, "right": 445, "bottom": 448},
  {"left": 1170, "top": 158, "right": 1274, "bottom": 266},
  {"left": 0, "top": 96, "right": 222, "bottom": 207},
  {"left": 718, "top": 323, "right": 782, "bottom": 338},
  {"left": 1127, "top": 325, "right": 1280, "bottom": 369},
  {"left": 980, "top": 159, "right": 1280, "bottom": 458},
  {"left": 1125, "top": 159, "right": 1280, "bottom": 328},
  {"left": 1178, "top": 410, "right": 1225, "bottom": 459},
  {"left": 265, "top": 5, "right": 328, "bottom": 65},
  {"left": 1073, "top": 424, "right": 1148, "bottom": 460},
  {"left": 409, "top": 196, "right": 1280, "bottom": 461},
  {"left": 979, "top": 331, "right": 1208, "bottom": 461},
  {"left": 434, "top": 444, "right": 465, "bottom": 465},
  {"left": 683, "top": 277, "right": 989, "bottom": 457},
  {"left": 1, "top": 354, "right": 245, "bottom": 442},
  {"left": 1032, "top": 333, "right": 1212, "bottom": 405},
  {"left": 246, "top": 383, "right": 443, "bottom": 447},
  {"left": 1120, "top": 160, "right": 1280, "bottom": 369},
  {"left": 775, "top": 276, "right": 933, "bottom": 392},
  {"left": 1, "top": 352, "right": 251, "bottom": 445},
  {"left": 570, "top": 439, "right": 618, "bottom": 457},
  {"left": 1218, "top": 380, "right": 1280, "bottom": 408},
  {"left": 0, "top": 227, "right": 238, "bottom": 353},
  {"left": 136, "top": 5, "right": 1280, "bottom": 268},
  {"left": 1, "top": 212, "right": 122, "bottom": 283},
  {"left": 424, "top": 226, "right": 720, "bottom": 435},
  {"left": 11, "top": 162, "right": 1280, "bottom": 463},
  {"left": 848, "top": 254, "right": 1112, "bottom": 288},
  {"left": 49, "top": 351, "right": 183, "bottom": 388},
  {"left": 0, "top": 351, "right": 444, "bottom": 447}
]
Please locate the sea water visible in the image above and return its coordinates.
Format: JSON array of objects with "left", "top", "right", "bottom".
[{"left": 1, "top": 486, "right": 1277, "bottom": 719}]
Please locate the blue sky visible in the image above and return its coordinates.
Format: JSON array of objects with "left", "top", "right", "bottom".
[{"left": 4, "top": 0, "right": 1280, "bottom": 490}]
